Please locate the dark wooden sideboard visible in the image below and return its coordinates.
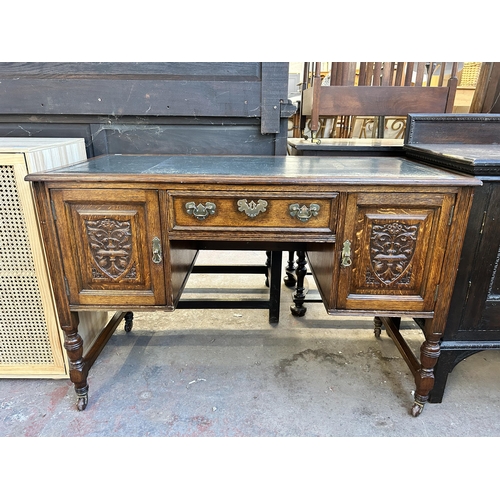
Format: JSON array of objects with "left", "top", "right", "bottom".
[
  {"left": 27, "top": 154, "right": 478, "bottom": 416},
  {"left": 404, "top": 113, "right": 500, "bottom": 402}
]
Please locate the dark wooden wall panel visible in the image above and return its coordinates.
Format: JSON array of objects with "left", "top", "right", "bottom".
[
  {"left": 0, "top": 62, "right": 293, "bottom": 157},
  {"left": 0, "top": 78, "right": 264, "bottom": 117},
  {"left": 0, "top": 117, "right": 287, "bottom": 157},
  {"left": 99, "top": 123, "right": 279, "bottom": 156},
  {"left": 0, "top": 62, "right": 263, "bottom": 79}
]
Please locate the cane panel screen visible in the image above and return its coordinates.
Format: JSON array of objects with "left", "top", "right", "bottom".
[
  {"left": 0, "top": 141, "right": 109, "bottom": 377},
  {"left": 0, "top": 159, "right": 63, "bottom": 372}
]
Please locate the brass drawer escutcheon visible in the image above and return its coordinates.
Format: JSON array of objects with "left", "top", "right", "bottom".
[
  {"left": 237, "top": 199, "right": 268, "bottom": 218},
  {"left": 289, "top": 203, "right": 320, "bottom": 222},
  {"left": 185, "top": 201, "right": 217, "bottom": 221},
  {"left": 152, "top": 236, "right": 162, "bottom": 264}
]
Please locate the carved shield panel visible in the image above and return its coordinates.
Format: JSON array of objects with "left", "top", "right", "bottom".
[
  {"left": 368, "top": 222, "right": 419, "bottom": 285},
  {"left": 85, "top": 218, "right": 136, "bottom": 280}
]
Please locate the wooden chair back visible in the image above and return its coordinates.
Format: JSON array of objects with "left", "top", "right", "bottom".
[{"left": 297, "top": 62, "right": 459, "bottom": 139}]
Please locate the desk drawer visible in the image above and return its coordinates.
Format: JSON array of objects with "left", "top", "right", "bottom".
[{"left": 169, "top": 191, "right": 338, "bottom": 233}]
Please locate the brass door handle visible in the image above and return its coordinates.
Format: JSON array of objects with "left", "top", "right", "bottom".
[
  {"left": 289, "top": 203, "right": 320, "bottom": 222},
  {"left": 152, "top": 236, "right": 162, "bottom": 264},
  {"left": 185, "top": 202, "right": 217, "bottom": 221},
  {"left": 341, "top": 240, "right": 352, "bottom": 267}
]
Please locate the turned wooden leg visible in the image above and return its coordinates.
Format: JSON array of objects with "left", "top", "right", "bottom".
[
  {"left": 375, "top": 316, "right": 400, "bottom": 338},
  {"left": 268, "top": 251, "right": 282, "bottom": 324},
  {"left": 62, "top": 312, "right": 89, "bottom": 411},
  {"left": 412, "top": 335, "right": 441, "bottom": 417},
  {"left": 124, "top": 311, "right": 134, "bottom": 332},
  {"left": 265, "top": 251, "right": 271, "bottom": 287},
  {"left": 290, "top": 250, "right": 308, "bottom": 317},
  {"left": 283, "top": 250, "right": 297, "bottom": 287}
]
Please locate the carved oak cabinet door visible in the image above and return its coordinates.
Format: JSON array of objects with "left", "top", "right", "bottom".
[
  {"left": 337, "top": 191, "right": 456, "bottom": 313},
  {"left": 50, "top": 189, "right": 166, "bottom": 307}
]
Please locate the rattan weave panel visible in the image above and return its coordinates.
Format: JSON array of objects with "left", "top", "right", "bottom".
[{"left": 0, "top": 165, "right": 54, "bottom": 365}]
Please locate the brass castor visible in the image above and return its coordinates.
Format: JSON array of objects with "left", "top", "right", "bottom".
[
  {"left": 76, "top": 394, "right": 88, "bottom": 411},
  {"left": 411, "top": 399, "right": 425, "bottom": 417}
]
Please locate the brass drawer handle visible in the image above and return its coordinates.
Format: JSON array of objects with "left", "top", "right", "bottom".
[
  {"left": 185, "top": 201, "right": 217, "bottom": 221},
  {"left": 289, "top": 203, "right": 320, "bottom": 222},
  {"left": 341, "top": 240, "right": 352, "bottom": 267},
  {"left": 237, "top": 199, "right": 268, "bottom": 218},
  {"left": 152, "top": 236, "right": 162, "bottom": 264}
]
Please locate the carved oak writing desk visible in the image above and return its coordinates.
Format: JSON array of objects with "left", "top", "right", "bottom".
[{"left": 26, "top": 154, "right": 479, "bottom": 416}]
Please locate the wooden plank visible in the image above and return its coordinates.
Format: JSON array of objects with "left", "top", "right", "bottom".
[
  {"left": 365, "top": 63, "right": 374, "bottom": 86},
  {"left": 415, "top": 63, "right": 425, "bottom": 86},
  {"left": 0, "top": 118, "right": 275, "bottom": 156},
  {"left": 101, "top": 123, "right": 278, "bottom": 155},
  {"left": 310, "top": 75, "right": 322, "bottom": 132},
  {"left": 0, "top": 62, "right": 262, "bottom": 80},
  {"left": 394, "top": 63, "right": 405, "bottom": 86},
  {"left": 445, "top": 76, "right": 458, "bottom": 113},
  {"left": 0, "top": 78, "right": 263, "bottom": 116},
  {"left": 438, "top": 62, "right": 445, "bottom": 86},
  {"left": 373, "top": 63, "right": 382, "bottom": 85},
  {"left": 341, "top": 63, "right": 357, "bottom": 86},
  {"left": 381, "top": 62, "right": 394, "bottom": 86},
  {"left": 358, "top": 63, "right": 368, "bottom": 86},
  {"left": 404, "top": 62, "right": 414, "bottom": 86},
  {"left": 308, "top": 86, "right": 451, "bottom": 116}
]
